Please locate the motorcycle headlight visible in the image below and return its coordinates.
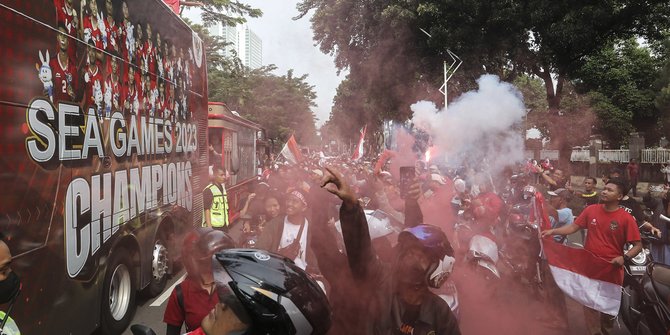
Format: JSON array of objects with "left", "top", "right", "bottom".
[{"left": 631, "top": 250, "right": 647, "bottom": 265}]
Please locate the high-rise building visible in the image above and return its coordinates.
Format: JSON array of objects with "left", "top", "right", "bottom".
[
  {"left": 238, "top": 25, "right": 262, "bottom": 69},
  {"left": 207, "top": 22, "right": 239, "bottom": 59},
  {"left": 207, "top": 23, "right": 262, "bottom": 69}
]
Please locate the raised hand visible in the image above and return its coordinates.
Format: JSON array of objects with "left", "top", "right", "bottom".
[{"left": 320, "top": 166, "right": 357, "bottom": 207}]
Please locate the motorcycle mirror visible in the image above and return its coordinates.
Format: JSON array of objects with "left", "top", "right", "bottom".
[{"left": 130, "top": 324, "right": 157, "bottom": 335}]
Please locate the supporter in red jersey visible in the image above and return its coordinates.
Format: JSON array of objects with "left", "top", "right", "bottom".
[
  {"left": 163, "top": 229, "right": 234, "bottom": 335},
  {"left": 51, "top": 23, "right": 78, "bottom": 104},
  {"left": 467, "top": 173, "right": 503, "bottom": 240},
  {"left": 54, "top": 0, "right": 78, "bottom": 60},
  {"left": 543, "top": 178, "right": 641, "bottom": 335}
]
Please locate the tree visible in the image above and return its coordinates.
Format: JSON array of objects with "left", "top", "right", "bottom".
[
  {"left": 573, "top": 39, "right": 664, "bottom": 146},
  {"left": 181, "top": 0, "right": 262, "bottom": 27},
  {"left": 300, "top": 0, "right": 670, "bottom": 160}
]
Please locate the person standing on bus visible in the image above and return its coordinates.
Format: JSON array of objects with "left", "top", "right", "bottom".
[
  {"left": 83, "top": 41, "right": 103, "bottom": 111},
  {"left": 203, "top": 165, "right": 230, "bottom": 231},
  {"left": 102, "top": 0, "right": 119, "bottom": 55},
  {"left": 51, "top": 23, "right": 78, "bottom": 104}
]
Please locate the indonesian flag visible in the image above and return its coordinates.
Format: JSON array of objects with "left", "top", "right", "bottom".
[
  {"left": 351, "top": 125, "right": 367, "bottom": 161},
  {"left": 543, "top": 241, "right": 623, "bottom": 316},
  {"left": 280, "top": 134, "right": 303, "bottom": 164},
  {"left": 535, "top": 193, "right": 623, "bottom": 316}
]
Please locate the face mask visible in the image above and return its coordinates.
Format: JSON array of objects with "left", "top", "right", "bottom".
[{"left": 0, "top": 272, "right": 20, "bottom": 305}]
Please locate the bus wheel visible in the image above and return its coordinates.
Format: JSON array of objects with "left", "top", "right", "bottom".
[
  {"left": 101, "top": 249, "right": 136, "bottom": 335},
  {"left": 143, "top": 237, "right": 169, "bottom": 297}
]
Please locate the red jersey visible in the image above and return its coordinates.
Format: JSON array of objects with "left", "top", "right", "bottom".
[
  {"left": 119, "top": 20, "right": 135, "bottom": 63},
  {"left": 49, "top": 55, "right": 77, "bottom": 104},
  {"left": 104, "top": 77, "right": 121, "bottom": 117},
  {"left": 145, "top": 41, "right": 156, "bottom": 74},
  {"left": 54, "top": 0, "right": 78, "bottom": 60},
  {"left": 123, "top": 81, "right": 139, "bottom": 114},
  {"left": 82, "top": 16, "right": 103, "bottom": 49},
  {"left": 103, "top": 18, "right": 120, "bottom": 53},
  {"left": 575, "top": 204, "right": 641, "bottom": 260},
  {"left": 163, "top": 278, "right": 218, "bottom": 332},
  {"left": 84, "top": 66, "right": 103, "bottom": 108}
]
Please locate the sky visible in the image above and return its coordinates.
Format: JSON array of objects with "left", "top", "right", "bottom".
[{"left": 184, "top": 1, "right": 344, "bottom": 127}]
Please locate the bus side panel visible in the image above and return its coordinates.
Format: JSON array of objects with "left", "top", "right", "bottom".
[{"left": 0, "top": 0, "right": 208, "bottom": 333}]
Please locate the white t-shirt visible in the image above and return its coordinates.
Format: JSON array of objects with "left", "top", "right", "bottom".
[{"left": 279, "top": 217, "right": 309, "bottom": 270}]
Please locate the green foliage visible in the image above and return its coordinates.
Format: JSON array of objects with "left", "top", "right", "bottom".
[
  {"left": 300, "top": 0, "right": 670, "bottom": 149},
  {"left": 574, "top": 39, "right": 664, "bottom": 145},
  {"left": 193, "top": 0, "right": 262, "bottom": 27}
]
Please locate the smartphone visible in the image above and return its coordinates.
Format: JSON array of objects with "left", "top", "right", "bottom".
[{"left": 399, "top": 166, "right": 416, "bottom": 198}]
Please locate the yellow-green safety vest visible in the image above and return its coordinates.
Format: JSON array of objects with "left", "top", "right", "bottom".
[{"left": 203, "top": 183, "right": 229, "bottom": 228}]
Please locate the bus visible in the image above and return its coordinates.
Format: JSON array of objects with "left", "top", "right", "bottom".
[
  {"left": 207, "top": 102, "right": 266, "bottom": 222},
  {"left": 0, "top": 0, "right": 208, "bottom": 334}
]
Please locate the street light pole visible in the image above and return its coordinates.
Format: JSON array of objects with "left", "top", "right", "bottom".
[{"left": 419, "top": 28, "right": 462, "bottom": 110}]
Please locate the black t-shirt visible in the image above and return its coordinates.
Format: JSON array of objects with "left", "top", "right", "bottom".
[
  {"left": 619, "top": 197, "right": 644, "bottom": 226},
  {"left": 203, "top": 184, "right": 224, "bottom": 210}
]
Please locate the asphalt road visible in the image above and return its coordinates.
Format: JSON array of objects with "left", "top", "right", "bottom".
[{"left": 123, "top": 271, "right": 186, "bottom": 335}]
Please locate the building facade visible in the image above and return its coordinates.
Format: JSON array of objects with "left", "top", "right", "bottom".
[{"left": 208, "top": 22, "right": 262, "bottom": 69}]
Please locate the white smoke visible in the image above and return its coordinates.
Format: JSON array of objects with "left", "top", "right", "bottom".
[{"left": 411, "top": 74, "right": 527, "bottom": 176}]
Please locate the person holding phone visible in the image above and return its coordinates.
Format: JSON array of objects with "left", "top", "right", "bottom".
[{"left": 321, "top": 167, "right": 461, "bottom": 335}]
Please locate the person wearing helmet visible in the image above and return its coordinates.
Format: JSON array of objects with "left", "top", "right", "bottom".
[
  {"left": 163, "top": 228, "right": 236, "bottom": 335},
  {"left": 321, "top": 167, "right": 460, "bottom": 335},
  {"left": 184, "top": 249, "right": 332, "bottom": 335}
]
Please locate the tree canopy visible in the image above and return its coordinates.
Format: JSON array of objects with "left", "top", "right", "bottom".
[{"left": 300, "top": 0, "right": 670, "bottom": 154}]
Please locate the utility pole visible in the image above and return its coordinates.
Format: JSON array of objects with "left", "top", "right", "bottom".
[{"left": 419, "top": 28, "right": 462, "bottom": 110}]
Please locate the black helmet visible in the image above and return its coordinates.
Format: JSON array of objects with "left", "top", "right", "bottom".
[
  {"left": 212, "top": 249, "right": 332, "bottom": 335},
  {"left": 183, "top": 228, "right": 236, "bottom": 275},
  {"left": 397, "top": 225, "right": 454, "bottom": 288}
]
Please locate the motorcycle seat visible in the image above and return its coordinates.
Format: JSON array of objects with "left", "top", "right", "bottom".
[{"left": 650, "top": 263, "right": 670, "bottom": 304}]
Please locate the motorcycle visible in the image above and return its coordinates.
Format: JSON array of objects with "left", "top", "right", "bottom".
[
  {"left": 497, "top": 185, "right": 545, "bottom": 295},
  {"left": 454, "top": 209, "right": 501, "bottom": 280},
  {"left": 621, "top": 260, "right": 670, "bottom": 335},
  {"left": 620, "top": 231, "right": 663, "bottom": 334}
]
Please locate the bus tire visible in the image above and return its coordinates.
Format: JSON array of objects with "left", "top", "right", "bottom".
[
  {"left": 101, "top": 249, "right": 137, "bottom": 335},
  {"left": 143, "top": 235, "right": 170, "bottom": 297}
]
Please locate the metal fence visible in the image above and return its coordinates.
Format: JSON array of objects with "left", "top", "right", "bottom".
[
  {"left": 598, "top": 150, "right": 629, "bottom": 163},
  {"left": 640, "top": 148, "right": 670, "bottom": 164},
  {"left": 539, "top": 149, "right": 559, "bottom": 160},
  {"left": 570, "top": 149, "right": 590, "bottom": 162},
  {"left": 526, "top": 148, "right": 670, "bottom": 163}
]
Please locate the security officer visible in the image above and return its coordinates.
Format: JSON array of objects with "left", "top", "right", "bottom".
[{"left": 203, "top": 164, "right": 230, "bottom": 230}]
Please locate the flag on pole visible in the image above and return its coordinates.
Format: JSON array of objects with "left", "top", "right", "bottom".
[
  {"left": 279, "top": 134, "right": 303, "bottom": 164},
  {"left": 351, "top": 125, "right": 367, "bottom": 161},
  {"left": 543, "top": 240, "right": 623, "bottom": 316}
]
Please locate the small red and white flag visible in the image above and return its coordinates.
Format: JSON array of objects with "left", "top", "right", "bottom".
[
  {"left": 279, "top": 134, "right": 303, "bottom": 164},
  {"left": 543, "top": 240, "right": 623, "bottom": 316},
  {"left": 351, "top": 125, "right": 367, "bottom": 161}
]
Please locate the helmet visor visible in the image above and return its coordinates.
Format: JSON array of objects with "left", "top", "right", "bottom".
[{"left": 211, "top": 255, "right": 252, "bottom": 325}]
